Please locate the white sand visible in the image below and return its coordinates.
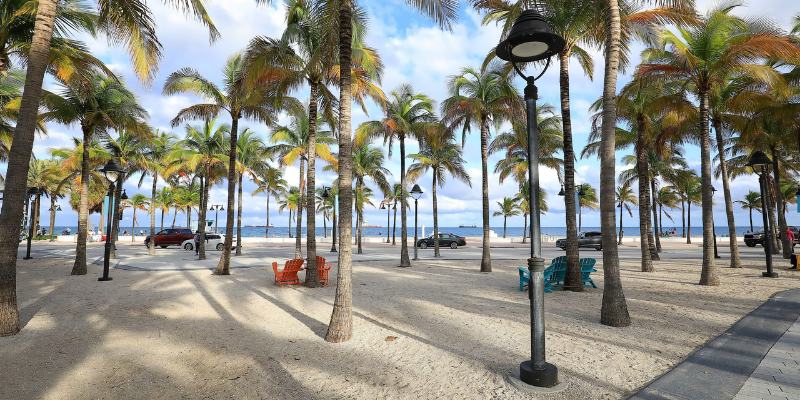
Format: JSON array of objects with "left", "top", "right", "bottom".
[{"left": 2, "top": 241, "right": 798, "bottom": 399}]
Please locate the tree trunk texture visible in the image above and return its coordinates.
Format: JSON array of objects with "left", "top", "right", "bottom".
[
  {"left": 392, "top": 201, "right": 397, "bottom": 245},
  {"left": 149, "top": 175, "right": 157, "bottom": 255},
  {"left": 71, "top": 124, "right": 92, "bottom": 275},
  {"left": 651, "top": 178, "right": 662, "bottom": 253},
  {"left": 235, "top": 173, "right": 243, "bottom": 256},
  {"left": 110, "top": 180, "right": 123, "bottom": 259},
  {"left": 305, "top": 82, "right": 319, "bottom": 286},
  {"left": 215, "top": 116, "right": 240, "bottom": 275},
  {"left": 295, "top": 158, "right": 304, "bottom": 259},
  {"left": 636, "top": 117, "right": 654, "bottom": 272},
  {"left": 433, "top": 172, "right": 440, "bottom": 257},
  {"left": 49, "top": 198, "right": 57, "bottom": 242},
  {"left": 479, "top": 121, "right": 492, "bottom": 273},
  {"left": 399, "top": 135, "right": 411, "bottom": 267},
  {"left": 599, "top": 0, "right": 631, "bottom": 327},
  {"left": 326, "top": 0, "right": 354, "bottom": 343},
  {"left": 265, "top": 192, "right": 270, "bottom": 238},
  {"left": 771, "top": 146, "right": 790, "bottom": 259},
  {"left": 713, "top": 119, "right": 741, "bottom": 267},
  {"left": 765, "top": 173, "right": 780, "bottom": 254},
  {"left": 618, "top": 203, "right": 624, "bottom": 245},
  {"left": 559, "top": 52, "right": 580, "bottom": 289},
  {"left": 698, "top": 89, "right": 718, "bottom": 285},
  {"left": 198, "top": 172, "right": 208, "bottom": 260}
]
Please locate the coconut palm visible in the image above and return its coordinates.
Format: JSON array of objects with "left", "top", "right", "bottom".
[
  {"left": 493, "top": 197, "right": 520, "bottom": 239},
  {"left": 616, "top": 183, "right": 637, "bottom": 244},
  {"left": 163, "top": 52, "right": 282, "bottom": 275},
  {"left": 352, "top": 143, "right": 391, "bottom": 254},
  {"left": 172, "top": 182, "right": 200, "bottom": 229},
  {"left": 408, "top": 129, "right": 471, "bottom": 257},
  {"left": 638, "top": 4, "right": 800, "bottom": 285},
  {"left": 356, "top": 84, "right": 437, "bottom": 267},
  {"left": 124, "top": 194, "right": 149, "bottom": 242},
  {"left": 441, "top": 64, "right": 521, "bottom": 273},
  {"left": 279, "top": 187, "right": 301, "bottom": 236},
  {"left": 155, "top": 187, "right": 174, "bottom": 232},
  {"left": 104, "top": 129, "right": 149, "bottom": 258},
  {"left": 234, "top": 129, "right": 267, "bottom": 255},
  {"left": 655, "top": 186, "right": 679, "bottom": 236},
  {"left": 387, "top": 183, "right": 406, "bottom": 246},
  {"left": 141, "top": 130, "right": 176, "bottom": 255},
  {"left": 253, "top": 165, "right": 287, "bottom": 238},
  {"left": 41, "top": 73, "right": 147, "bottom": 275},
  {"left": 271, "top": 106, "right": 336, "bottom": 258},
  {"left": 316, "top": 187, "right": 334, "bottom": 239},
  {"left": 169, "top": 119, "right": 229, "bottom": 260},
  {"left": 736, "top": 191, "right": 762, "bottom": 232},
  {"left": 672, "top": 171, "right": 701, "bottom": 244}
]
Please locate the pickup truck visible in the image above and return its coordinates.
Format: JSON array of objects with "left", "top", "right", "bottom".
[
  {"left": 556, "top": 231, "right": 603, "bottom": 251},
  {"left": 144, "top": 228, "right": 195, "bottom": 248},
  {"left": 744, "top": 226, "right": 799, "bottom": 248}
]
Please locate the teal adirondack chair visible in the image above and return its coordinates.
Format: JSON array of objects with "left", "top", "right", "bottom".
[
  {"left": 550, "top": 256, "right": 567, "bottom": 288},
  {"left": 579, "top": 258, "right": 598, "bottom": 288},
  {"left": 519, "top": 256, "right": 566, "bottom": 292}
]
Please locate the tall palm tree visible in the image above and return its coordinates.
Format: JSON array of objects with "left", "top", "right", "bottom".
[
  {"left": 234, "top": 129, "right": 266, "bottom": 255},
  {"left": 493, "top": 197, "right": 520, "bottom": 239},
  {"left": 169, "top": 119, "right": 229, "bottom": 260},
  {"left": 163, "top": 52, "right": 280, "bottom": 275},
  {"left": 0, "top": 0, "right": 218, "bottom": 336},
  {"left": 155, "top": 187, "right": 174, "bottom": 231},
  {"left": 655, "top": 186, "right": 679, "bottom": 235},
  {"left": 271, "top": 106, "right": 336, "bottom": 258},
  {"left": 252, "top": 165, "right": 287, "bottom": 238},
  {"left": 638, "top": 4, "right": 800, "bottom": 285},
  {"left": 441, "top": 65, "right": 520, "bottom": 273},
  {"left": 316, "top": 187, "right": 334, "bottom": 239},
  {"left": 141, "top": 130, "right": 176, "bottom": 255},
  {"left": 616, "top": 183, "right": 637, "bottom": 244},
  {"left": 124, "top": 194, "right": 149, "bottom": 242},
  {"left": 104, "top": 129, "right": 149, "bottom": 258},
  {"left": 41, "top": 73, "right": 147, "bottom": 275},
  {"left": 279, "top": 187, "right": 301, "bottom": 236},
  {"left": 356, "top": 84, "right": 437, "bottom": 267},
  {"left": 736, "top": 191, "right": 761, "bottom": 232},
  {"left": 408, "top": 129, "right": 471, "bottom": 257},
  {"left": 673, "top": 171, "right": 701, "bottom": 244},
  {"left": 352, "top": 143, "right": 391, "bottom": 254}
]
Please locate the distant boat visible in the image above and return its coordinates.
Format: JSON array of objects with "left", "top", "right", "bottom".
[
  {"left": 459, "top": 224, "right": 477, "bottom": 228},
  {"left": 364, "top": 224, "right": 381, "bottom": 228}
]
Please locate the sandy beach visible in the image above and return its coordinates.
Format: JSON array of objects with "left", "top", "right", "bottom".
[{"left": 2, "top": 239, "right": 798, "bottom": 399}]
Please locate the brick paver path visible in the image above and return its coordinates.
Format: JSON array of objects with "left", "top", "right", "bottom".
[{"left": 733, "top": 316, "right": 800, "bottom": 400}]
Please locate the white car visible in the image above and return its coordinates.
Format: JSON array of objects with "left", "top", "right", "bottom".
[{"left": 181, "top": 234, "right": 236, "bottom": 251}]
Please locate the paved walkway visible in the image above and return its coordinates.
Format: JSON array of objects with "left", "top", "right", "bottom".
[{"left": 631, "top": 288, "right": 800, "bottom": 400}]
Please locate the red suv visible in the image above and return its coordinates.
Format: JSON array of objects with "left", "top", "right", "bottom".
[{"left": 145, "top": 228, "right": 195, "bottom": 248}]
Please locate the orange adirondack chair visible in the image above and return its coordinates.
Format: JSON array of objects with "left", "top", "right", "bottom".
[
  {"left": 272, "top": 259, "right": 304, "bottom": 285},
  {"left": 316, "top": 256, "right": 332, "bottom": 287}
]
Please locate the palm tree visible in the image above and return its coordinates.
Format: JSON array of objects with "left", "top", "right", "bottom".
[
  {"left": 279, "top": 187, "right": 301, "bottom": 236},
  {"left": 441, "top": 65, "right": 520, "bottom": 273},
  {"left": 316, "top": 187, "right": 334, "bottom": 239},
  {"left": 388, "top": 183, "right": 406, "bottom": 246},
  {"left": 638, "top": 4, "right": 800, "bottom": 285},
  {"left": 616, "top": 183, "right": 637, "bottom": 244},
  {"left": 0, "top": 0, "right": 218, "bottom": 336},
  {"left": 356, "top": 84, "right": 437, "bottom": 267},
  {"left": 271, "top": 106, "right": 336, "bottom": 258},
  {"left": 576, "top": 183, "right": 598, "bottom": 233},
  {"left": 253, "top": 165, "right": 287, "bottom": 238},
  {"left": 737, "top": 191, "right": 761, "bottom": 232},
  {"left": 104, "top": 129, "right": 149, "bottom": 258},
  {"left": 234, "top": 129, "right": 267, "bottom": 255},
  {"left": 42, "top": 73, "right": 146, "bottom": 275},
  {"left": 493, "top": 197, "right": 520, "bottom": 239},
  {"left": 163, "top": 52, "right": 280, "bottom": 275},
  {"left": 169, "top": 119, "right": 229, "bottom": 260},
  {"left": 352, "top": 143, "right": 391, "bottom": 254},
  {"left": 141, "top": 130, "right": 176, "bottom": 255},
  {"left": 655, "top": 186, "right": 679, "bottom": 236},
  {"left": 155, "top": 187, "right": 174, "bottom": 231},
  {"left": 124, "top": 194, "right": 149, "bottom": 242},
  {"left": 408, "top": 129, "right": 471, "bottom": 257},
  {"left": 673, "top": 171, "right": 701, "bottom": 244}
]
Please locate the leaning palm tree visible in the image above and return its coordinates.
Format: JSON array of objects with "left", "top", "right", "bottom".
[
  {"left": 0, "top": 0, "right": 218, "bottom": 336},
  {"left": 655, "top": 186, "right": 679, "bottom": 236},
  {"left": 408, "top": 128, "right": 471, "bottom": 257},
  {"left": 124, "top": 194, "right": 149, "bottom": 242},
  {"left": 163, "top": 52, "right": 281, "bottom": 275},
  {"left": 441, "top": 64, "right": 520, "bottom": 273},
  {"left": 155, "top": 187, "right": 174, "bottom": 232},
  {"left": 352, "top": 142, "right": 391, "bottom": 254},
  {"left": 252, "top": 165, "right": 287, "bottom": 238},
  {"left": 104, "top": 129, "right": 149, "bottom": 258},
  {"left": 41, "top": 73, "right": 147, "bottom": 275},
  {"left": 356, "top": 84, "right": 437, "bottom": 267},
  {"left": 278, "top": 187, "right": 301, "bottom": 236},
  {"left": 493, "top": 197, "right": 520, "bottom": 239},
  {"left": 638, "top": 4, "right": 800, "bottom": 285},
  {"left": 141, "top": 130, "right": 176, "bottom": 255},
  {"left": 616, "top": 183, "right": 637, "bottom": 244},
  {"left": 736, "top": 191, "right": 761, "bottom": 233},
  {"left": 234, "top": 129, "right": 266, "bottom": 255}
]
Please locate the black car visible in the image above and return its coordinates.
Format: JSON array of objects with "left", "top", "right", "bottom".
[
  {"left": 556, "top": 231, "right": 603, "bottom": 251},
  {"left": 416, "top": 233, "right": 466, "bottom": 249},
  {"left": 744, "top": 227, "right": 799, "bottom": 247}
]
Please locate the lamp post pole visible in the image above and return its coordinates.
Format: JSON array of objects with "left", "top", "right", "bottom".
[
  {"left": 23, "top": 188, "right": 37, "bottom": 260},
  {"left": 323, "top": 187, "right": 337, "bottom": 253},
  {"left": 100, "top": 181, "right": 116, "bottom": 281},
  {"left": 210, "top": 204, "right": 223, "bottom": 234},
  {"left": 748, "top": 151, "right": 777, "bottom": 278},
  {"left": 384, "top": 202, "right": 391, "bottom": 243},
  {"left": 410, "top": 185, "right": 423, "bottom": 261},
  {"left": 711, "top": 186, "right": 720, "bottom": 259},
  {"left": 495, "top": 7, "right": 564, "bottom": 388}
]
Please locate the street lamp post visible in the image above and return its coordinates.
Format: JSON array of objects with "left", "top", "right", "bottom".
[
  {"left": 209, "top": 204, "right": 223, "bottom": 233},
  {"left": 322, "top": 187, "right": 336, "bottom": 253},
  {"left": 748, "top": 151, "right": 778, "bottom": 278},
  {"left": 410, "top": 185, "right": 423, "bottom": 261},
  {"left": 381, "top": 201, "right": 390, "bottom": 243},
  {"left": 496, "top": 6, "right": 564, "bottom": 388},
  {"left": 99, "top": 158, "right": 125, "bottom": 281},
  {"left": 23, "top": 187, "right": 38, "bottom": 260},
  {"left": 558, "top": 184, "right": 585, "bottom": 232},
  {"left": 711, "top": 186, "right": 720, "bottom": 259}
]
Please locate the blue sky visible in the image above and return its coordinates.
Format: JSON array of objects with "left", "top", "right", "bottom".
[{"left": 28, "top": 0, "right": 800, "bottom": 231}]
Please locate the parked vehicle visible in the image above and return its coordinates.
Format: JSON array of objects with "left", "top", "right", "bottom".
[
  {"left": 744, "top": 226, "right": 799, "bottom": 248},
  {"left": 144, "top": 228, "right": 195, "bottom": 248},
  {"left": 416, "top": 233, "right": 466, "bottom": 249},
  {"left": 556, "top": 231, "right": 603, "bottom": 251},
  {"left": 181, "top": 234, "right": 235, "bottom": 251}
]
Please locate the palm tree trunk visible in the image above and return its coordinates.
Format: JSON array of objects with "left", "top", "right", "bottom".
[
  {"left": 110, "top": 179, "right": 123, "bottom": 259},
  {"left": 295, "top": 158, "right": 304, "bottom": 259},
  {"left": 331, "top": 198, "right": 337, "bottom": 249},
  {"left": 305, "top": 82, "right": 320, "bottom": 286},
  {"left": 479, "top": 121, "right": 491, "bottom": 273},
  {"left": 522, "top": 212, "right": 528, "bottom": 244},
  {"left": 198, "top": 169, "right": 209, "bottom": 260},
  {"left": 215, "top": 115, "right": 239, "bottom": 275},
  {"left": 0, "top": 0, "right": 57, "bottom": 336},
  {"left": 131, "top": 208, "right": 137, "bottom": 243},
  {"left": 399, "top": 135, "right": 411, "bottom": 267},
  {"left": 235, "top": 173, "right": 243, "bottom": 256},
  {"left": 749, "top": 209, "right": 753, "bottom": 232},
  {"left": 771, "top": 146, "right": 790, "bottom": 259},
  {"left": 356, "top": 187, "right": 363, "bottom": 255},
  {"left": 618, "top": 203, "right": 623, "bottom": 245},
  {"left": 265, "top": 192, "right": 270, "bottom": 238},
  {"left": 323, "top": 213, "right": 327, "bottom": 238},
  {"left": 433, "top": 172, "right": 440, "bottom": 257},
  {"left": 72, "top": 124, "right": 92, "bottom": 275},
  {"left": 392, "top": 201, "right": 397, "bottom": 245},
  {"left": 99, "top": 198, "right": 105, "bottom": 235},
  {"left": 687, "top": 202, "right": 692, "bottom": 244},
  {"left": 599, "top": 0, "right": 630, "bottom": 327},
  {"left": 49, "top": 197, "right": 57, "bottom": 242},
  {"left": 713, "top": 119, "right": 742, "bottom": 267},
  {"left": 160, "top": 208, "right": 165, "bottom": 232},
  {"left": 558, "top": 51, "right": 581, "bottom": 290},
  {"left": 698, "top": 89, "right": 718, "bottom": 285},
  {"left": 766, "top": 173, "right": 780, "bottom": 254},
  {"left": 148, "top": 175, "right": 157, "bottom": 255},
  {"left": 288, "top": 209, "right": 293, "bottom": 238},
  {"left": 326, "top": 0, "right": 354, "bottom": 344},
  {"left": 636, "top": 118, "right": 654, "bottom": 273},
  {"left": 651, "top": 178, "right": 662, "bottom": 253},
  {"left": 681, "top": 200, "right": 686, "bottom": 238}
]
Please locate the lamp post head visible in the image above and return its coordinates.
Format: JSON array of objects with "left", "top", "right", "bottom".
[
  {"left": 496, "top": 9, "right": 565, "bottom": 63},
  {"left": 121, "top": 189, "right": 128, "bottom": 200},
  {"left": 380, "top": 202, "right": 386, "bottom": 210},
  {"left": 322, "top": 186, "right": 330, "bottom": 200},
  {"left": 410, "top": 184, "right": 424, "bottom": 200},
  {"left": 577, "top": 185, "right": 586, "bottom": 197},
  {"left": 711, "top": 185, "right": 717, "bottom": 193},
  {"left": 558, "top": 186, "right": 565, "bottom": 196},
  {"left": 747, "top": 150, "right": 771, "bottom": 175},
  {"left": 99, "top": 158, "right": 125, "bottom": 184}
]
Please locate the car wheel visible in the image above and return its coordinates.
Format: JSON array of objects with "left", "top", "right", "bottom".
[
  {"left": 159, "top": 245, "right": 168, "bottom": 249},
  {"left": 419, "top": 242, "right": 427, "bottom": 249},
  {"left": 216, "top": 243, "right": 224, "bottom": 251},
  {"left": 745, "top": 242, "right": 756, "bottom": 247},
  {"left": 595, "top": 245, "right": 602, "bottom": 251},
  {"left": 450, "top": 242, "right": 458, "bottom": 249},
  {"left": 184, "top": 243, "right": 193, "bottom": 251}
]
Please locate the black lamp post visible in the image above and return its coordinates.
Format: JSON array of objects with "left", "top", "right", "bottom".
[
  {"left": 711, "top": 186, "right": 720, "bottom": 259},
  {"left": 381, "top": 201, "right": 391, "bottom": 243},
  {"left": 99, "top": 158, "right": 125, "bottom": 281},
  {"left": 747, "top": 151, "right": 777, "bottom": 278},
  {"left": 322, "top": 187, "right": 336, "bottom": 253},
  {"left": 558, "top": 184, "right": 585, "bottom": 232},
  {"left": 410, "top": 184, "right": 423, "bottom": 261},
  {"left": 496, "top": 6, "right": 564, "bottom": 388},
  {"left": 23, "top": 187, "right": 38, "bottom": 260},
  {"left": 209, "top": 204, "right": 223, "bottom": 233}
]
